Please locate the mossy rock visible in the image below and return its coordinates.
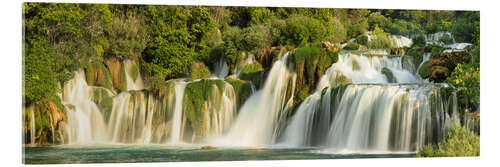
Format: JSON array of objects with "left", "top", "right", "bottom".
[
  {"left": 239, "top": 63, "right": 264, "bottom": 89},
  {"left": 190, "top": 62, "right": 211, "bottom": 79},
  {"left": 418, "top": 61, "right": 432, "bottom": 79},
  {"left": 23, "top": 97, "right": 67, "bottom": 145},
  {"left": 91, "top": 87, "right": 114, "bottom": 122},
  {"left": 343, "top": 43, "right": 360, "bottom": 50},
  {"left": 183, "top": 79, "right": 225, "bottom": 136},
  {"left": 84, "top": 61, "right": 114, "bottom": 90},
  {"left": 225, "top": 78, "right": 253, "bottom": 110},
  {"left": 105, "top": 57, "right": 127, "bottom": 93},
  {"left": 382, "top": 67, "right": 396, "bottom": 83}
]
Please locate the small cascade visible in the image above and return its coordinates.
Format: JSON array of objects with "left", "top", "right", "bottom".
[
  {"left": 318, "top": 52, "right": 424, "bottom": 85},
  {"left": 62, "top": 70, "right": 109, "bottom": 144},
  {"left": 389, "top": 35, "right": 413, "bottom": 48},
  {"left": 282, "top": 50, "right": 458, "bottom": 153},
  {"left": 29, "top": 107, "right": 36, "bottom": 145},
  {"left": 213, "top": 59, "right": 229, "bottom": 79},
  {"left": 124, "top": 60, "right": 144, "bottom": 91},
  {"left": 425, "top": 31, "right": 472, "bottom": 50},
  {"left": 219, "top": 53, "right": 296, "bottom": 147},
  {"left": 417, "top": 53, "right": 431, "bottom": 74},
  {"left": 107, "top": 91, "right": 156, "bottom": 144},
  {"left": 169, "top": 81, "right": 188, "bottom": 144},
  {"left": 204, "top": 82, "right": 237, "bottom": 139}
]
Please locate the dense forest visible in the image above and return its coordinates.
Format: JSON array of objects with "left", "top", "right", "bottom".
[{"left": 23, "top": 3, "right": 479, "bottom": 157}]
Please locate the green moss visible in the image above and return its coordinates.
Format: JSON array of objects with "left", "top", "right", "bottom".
[
  {"left": 91, "top": 88, "right": 114, "bottom": 122},
  {"left": 343, "top": 43, "right": 360, "bottom": 50},
  {"left": 130, "top": 61, "right": 140, "bottom": 81},
  {"left": 239, "top": 63, "right": 263, "bottom": 88},
  {"left": 190, "top": 62, "right": 211, "bottom": 79},
  {"left": 84, "top": 61, "right": 114, "bottom": 90},
  {"left": 418, "top": 61, "right": 431, "bottom": 78},
  {"left": 225, "top": 78, "right": 253, "bottom": 110},
  {"left": 381, "top": 67, "right": 396, "bottom": 83},
  {"left": 183, "top": 79, "right": 225, "bottom": 135}
]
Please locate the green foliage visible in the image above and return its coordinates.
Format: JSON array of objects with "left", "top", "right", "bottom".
[
  {"left": 439, "top": 33, "right": 454, "bottom": 45},
  {"left": 331, "top": 17, "right": 347, "bottom": 43},
  {"left": 190, "top": 62, "right": 211, "bottom": 79},
  {"left": 445, "top": 63, "right": 480, "bottom": 110},
  {"left": 412, "top": 35, "right": 426, "bottom": 47},
  {"left": 281, "top": 15, "right": 333, "bottom": 46},
  {"left": 24, "top": 36, "right": 59, "bottom": 104},
  {"left": 343, "top": 43, "right": 360, "bottom": 50},
  {"left": 367, "top": 26, "right": 393, "bottom": 49},
  {"left": 356, "top": 35, "right": 368, "bottom": 46},
  {"left": 240, "top": 63, "right": 264, "bottom": 88},
  {"left": 107, "top": 13, "right": 149, "bottom": 60},
  {"left": 452, "top": 11, "right": 480, "bottom": 44},
  {"left": 417, "top": 125, "right": 480, "bottom": 157},
  {"left": 142, "top": 6, "right": 213, "bottom": 78},
  {"left": 368, "top": 12, "right": 391, "bottom": 32}
]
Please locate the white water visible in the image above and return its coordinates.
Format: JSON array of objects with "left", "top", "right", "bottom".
[
  {"left": 62, "top": 71, "right": 109, "bottom": 144},
  {"left": 124, "top": 60, "right": 144, "bottom": 91},
  {"left": 213, "top": 59, "right": 229, "bottom": 79},
  {"left": 169, "top": 81, "right": 187, "bottom": 144},
  {"left": 389, "top": 35, "right": 413, "bottom": 48},
  {"left": 417, "top": 53, "right": 431, "bottom": 74},
  {"left": 218, "top": 53, "right": 296, "bottom": 147},
  {"left": 281, "top": 51, "right": 458, "bottom": 152},
  {"left": 29, "top": 107, "right": 36, "bottom": 144}
]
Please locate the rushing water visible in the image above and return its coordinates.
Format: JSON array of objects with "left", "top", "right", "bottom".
[
  {"left": 218, "top": 53, "right": 297, "bottom": 147},
  {"left": 25, "top": 48, "right": 464, "bottom": 163},
  {"left": 280, "top": 51, "right": 459, "bottom": 153}
]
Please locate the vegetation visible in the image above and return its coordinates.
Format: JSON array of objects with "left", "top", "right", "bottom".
[
  {"left": 23, "top": 3, "right": 480, "bottom": 148},
  {"left": 417, "top": 125, "right": 480, "bottom": 157}
]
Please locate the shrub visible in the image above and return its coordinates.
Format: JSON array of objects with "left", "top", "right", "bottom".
[
  {"left": 412, "top": 35, "right": 426, "bottom": 47},
  {"left": 416, "top": 125, "right": 480, "bottom": 157},
  {"left": 445, "top": 63, "right": 480, "bottom": 110},
  {"left": 190, "top": 62, "right": 211, "bottom": 79},
  {"left": 282, "top": 15, "right": 333, "bottom": 46},
  {"left": 331, "top": 17, "right": 347, "bottom": 43},
  {"left": 343, "top": 43, "right": 360, "bottom": 50},
  {"left": 367, "top": 26, "right": 393, "bottom": 49},
  {"left": 356, "top": 35, "right": 368, "bottom": 45}
]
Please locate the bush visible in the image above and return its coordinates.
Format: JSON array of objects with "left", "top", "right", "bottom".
[
  {"left": 412, "top": 35, "right": 426, "bottom": 47},
  {"left": 282, "top": 15, "right": 333, "bottom": 46},
  {"left": 343, "top": 43, "right": 360, "bottom": 50},
  {"left": 445, "top": 63, "right": 480, "bottom": 110},
  {"left": 331, "top": 17, "right": 347, "bottom": 43},
  {"left": 190, "top": 62, "right": 211, "bottom": 79},
  {"left": 356, "top": 35, "right": 368, "bottom": 45},
  {"left": 367, "top": 26, "right": 393, "bottom": 49},
  {"left": 417, "top": 125, "right": 480, "bottom": 157}
]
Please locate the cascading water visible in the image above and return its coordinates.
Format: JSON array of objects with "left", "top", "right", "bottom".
[
  {"left": 218, "top": 53, "right": 296, "bottom": 147},
  {"left": 213, "top": 59, "right": 229, "bottom": 79},
  {"left": 62, "top": 71, "right": 109, "bottom": 144},
  {"left": 281, "top": 51, "right": 459, "bottom": 153},
  {"left": 169, "top": 81, "right": 187, "bottom": 144},
  {"left": 389, "top": 35, "right": 413, "bottom": 48}
]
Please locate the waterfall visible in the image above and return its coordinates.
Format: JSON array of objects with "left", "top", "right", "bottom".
[
  {"left": 29, "top": 107, "right": 36, "bottom": 145},
  {"left": 62, "top": 71, "right": 109, "bottom": 144},
  {"left": 124, "top": 60, "right": 145, "bottom": 91},
  {"left": 389, "top": 35, "right": 413, "bottom": 48},
  {"left": 213, "top": 59, "right": 229, "bottom": 79},
  {"left": 417, "top": 53, "right": 431, "bottom": 74},
  {"left": 169, "top": 81, "right": 187, "bottom": 144},
  {"left": 218, "top": 53, "right": 296, "bottom": 147},
  {"left": 282, "top": 51, "right": 458, "bottom": 153}
]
